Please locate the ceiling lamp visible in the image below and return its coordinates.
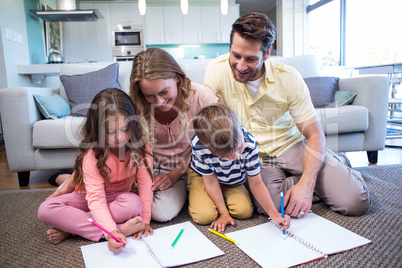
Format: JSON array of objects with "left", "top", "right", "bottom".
[
  {"left": 221, "top": 0, "right": 228, "bottom": 15},
  {"left": 138, "top": 0, "right": 146, "bottom": 15},
  {"left": 181, "top": 0, "right": 188, "bottom": 15}
]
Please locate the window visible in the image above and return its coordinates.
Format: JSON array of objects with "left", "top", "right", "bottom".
[
  {"left": 307, "top": 0, "right": 402, "bottom": 67},
  {"left": 345, "top": 0, "right": 402, "bottom": 67},
  {"left": 307, "top": 0, "right": 340, "bottom": 66}
]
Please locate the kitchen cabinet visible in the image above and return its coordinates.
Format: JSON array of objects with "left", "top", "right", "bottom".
[
  {"left": 201, "top": 5, "right": 239, "bottom": 43},
  {"left": 110, "top": 2, "right": 144, "bottom": 25},
  {"left": 183, "top": 5, "right": 202, "bottom": 43},
  {"left": 63, "top": 2, "right": 113, "bottom": 63},
  {"left": 145, "top": 4, "right": 238, "bottom": 45},
  {"left": 145, "top": 5, "right": 183, "bottom": 44}
]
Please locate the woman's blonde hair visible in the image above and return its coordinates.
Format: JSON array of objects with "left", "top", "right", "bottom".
[
  {"left": 129, "top": 48, "right": 193, "bottom": 142},
  {"left": 193, "top": 103, "right": 243, "bottom": 157}
]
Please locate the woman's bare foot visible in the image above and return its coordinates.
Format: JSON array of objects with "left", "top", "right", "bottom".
[
  {"left": 119, "top": 216, "right": 145, "bottom": 236},
  {"left": 46, "top": 228, "right": 71, "bottom": 244},
  {"left": 56, "top": 174, "right": 70, "bottom": 186}
]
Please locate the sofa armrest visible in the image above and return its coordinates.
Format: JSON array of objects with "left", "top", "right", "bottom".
[
  {"left": 338, "top": 76, "right": 389, "bottom": 151},
  {"left": 0, "top": 87, "right": 58, "bottom": 172}
]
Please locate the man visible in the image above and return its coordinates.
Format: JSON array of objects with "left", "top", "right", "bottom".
[{"left": 204, "top": 12, "right": 371, "bottom": 217}]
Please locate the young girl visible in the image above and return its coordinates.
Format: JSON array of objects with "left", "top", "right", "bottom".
[{"left": 38, "top": 88, "right": 153, "bottom": 253}]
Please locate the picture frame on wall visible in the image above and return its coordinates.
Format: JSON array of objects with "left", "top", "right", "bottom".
[
  {"left": 45, "top": 20, "right": 63, "bottom": 55},
  {"left": 41, "top": 4, "right": 63, "bottom": 57}
]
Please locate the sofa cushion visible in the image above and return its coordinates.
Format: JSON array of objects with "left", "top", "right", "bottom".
[
  {"left": 60, "top": 63, "right": 121, "bottom": 116},
  {"left": 304, "top": 76, "right": 340, "bottom": 108},
  {"left": 32, "top": 116, "right": 85, "bottom": 148},
  {"left": 334, "top": 91, "right": 357, "bottom": 107},
  {"left": 316, "top": 105, "right": 368, "bottom": 135},
  {"left": 33, "top": 94, "right": 70, "bottom": 119}
]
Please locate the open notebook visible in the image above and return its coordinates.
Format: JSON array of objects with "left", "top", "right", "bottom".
[
  {"left": 81, "top": 221, "right": 224, "bottom": 268},
  {"left": 226, "top": 213, "right": 371, "bottom": 268}
]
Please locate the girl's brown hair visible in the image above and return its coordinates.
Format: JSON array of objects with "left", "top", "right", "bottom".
[{"left": 73, "top": 88, "right": 152, "bottom": 191}]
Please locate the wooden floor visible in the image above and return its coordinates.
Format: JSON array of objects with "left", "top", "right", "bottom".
[{"left": 0, "top": 146, "right": 401, "bottom": 191}]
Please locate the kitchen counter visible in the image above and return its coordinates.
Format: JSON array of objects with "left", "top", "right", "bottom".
[{"left": 18, "top": 64, "right": 65, "bottom": 84}]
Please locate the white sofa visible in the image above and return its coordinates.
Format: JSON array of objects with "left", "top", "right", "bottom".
[{"left": 0, "top": 55, "right": 389, "bottom": 186}]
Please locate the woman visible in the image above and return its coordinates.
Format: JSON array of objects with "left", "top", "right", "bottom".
[{"left": 49, "top": 48, "right": 218, "bottom": 222}]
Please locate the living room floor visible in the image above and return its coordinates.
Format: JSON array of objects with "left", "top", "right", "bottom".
[{"left": 0, "top": 147, "right": 401, "bottom": 191}]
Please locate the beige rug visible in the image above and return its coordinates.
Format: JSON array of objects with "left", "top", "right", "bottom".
[{"left": 0, "top": 165, "right": 401, "bottom": 267}]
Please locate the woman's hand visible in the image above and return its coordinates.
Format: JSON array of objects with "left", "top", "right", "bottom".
[
  {"left": 152, "top": 173, "right": 174, "bottom": 191},
  {"left": 210, "top": 213, "right": 235, "bottom": 233},
  {"left": 107, "top": 230, "right": 127, "bottom": 254},
  {"left": 132, "top": 224, "right": 153, "bottom": 240}
]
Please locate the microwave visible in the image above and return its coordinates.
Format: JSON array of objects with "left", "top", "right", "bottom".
[{"left": 112, "top": 24, "right": 145, "bottom": 59}]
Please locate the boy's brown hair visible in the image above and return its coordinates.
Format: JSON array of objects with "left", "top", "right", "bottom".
[{"left": 193, "top": 103, "right": 243, "bottom": 158}]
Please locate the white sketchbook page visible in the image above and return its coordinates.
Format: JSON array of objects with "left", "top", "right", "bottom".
[
  {"left": 288, "top": 213, "right": 371, "bottom": 254},
  {"left": 81, "top": 221, "right": 224, "bottom": 268},
  {"left": 227, "top": 223, "right": 324, "bottom": 268}
]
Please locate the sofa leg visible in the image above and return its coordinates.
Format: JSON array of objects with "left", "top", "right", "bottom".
[
  {"left": 367, "top": 151, "right": 378, "bottom": 164},
  {"left": 18, "top": 171, "right": 30, "bottom": 187}
]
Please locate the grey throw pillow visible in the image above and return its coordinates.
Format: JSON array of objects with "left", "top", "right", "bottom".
[
  {"left": 60, "top": 63, "right": 121, "bottom": 116},
  {"left": 304, "top": 76, "right": 340, "bottom": 108}
]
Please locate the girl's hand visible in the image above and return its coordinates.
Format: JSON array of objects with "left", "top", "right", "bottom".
[
  {"left": 132, "top": 224, "right": 153, "bottom": 240},
  {"left": 271, "top": 212, "right": 291, "bottom": 231},
  {"left": 47, "top": 174, "right": 75, "bottom": 199},
  {"left": 152, "top": 173, "right": 174, "bottom": 191},
  {"left": 107, "top": 230, "right": 127, "bottom": 254},
  {"left": 210, "top": 214, "right": 235, "bottom": 233}
]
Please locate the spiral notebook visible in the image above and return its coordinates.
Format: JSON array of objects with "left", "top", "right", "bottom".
[
  {"left": 81, "top": 221, "right": 224, "bottom": 268},
  {"left": 226, "top": 213, "right": 371, "bottom": 268}
]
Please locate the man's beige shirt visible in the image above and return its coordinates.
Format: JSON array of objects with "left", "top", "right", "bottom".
[{"left": 204, "top": 53, "right": 316, "bottom": 158}]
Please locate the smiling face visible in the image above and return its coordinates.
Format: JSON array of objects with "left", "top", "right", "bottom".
[
  {"left": 105, "top": 113, "right": 130, "bottom": 150},
  {"left": 139, "top": 77, "right": 179, "bottom": 112},
  {"left": 229, "top": 32, "right": 271, "bottom": 83}
]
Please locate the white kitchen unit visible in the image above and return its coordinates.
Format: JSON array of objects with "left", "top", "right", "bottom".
[
  {"left": 110, "top": 2, "right": 144, "bottom": 25},
  {"left": 144, "top": 5, "right": 183, "bottom": 44},
  {"left": 183, "top": 5, "right": 202, "bottom": 43},
  {"left": 201, "top": 5, "right": 239, "bottom": 43},
  {"left": 63, "top": 2, "right": 113, "bottom": 63}
]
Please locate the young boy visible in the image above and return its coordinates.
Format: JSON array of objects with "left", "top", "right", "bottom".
[{"left": 188, "top": 103, "right": 290, "bottom": 232}]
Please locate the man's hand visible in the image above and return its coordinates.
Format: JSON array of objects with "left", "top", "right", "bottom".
[
  {"left": 284, "top": 181, "right": 313, "bottom": 218},
  {"left": 152, "top": 173, "right": 174, "bottom": 191}
]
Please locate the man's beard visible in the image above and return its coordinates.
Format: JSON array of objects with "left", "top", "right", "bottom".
[{"left": 230, "top": 61, "right": 264, "bottom": 83}]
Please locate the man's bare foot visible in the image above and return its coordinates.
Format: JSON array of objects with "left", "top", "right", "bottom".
[
  {"left": 119, "top": 216, "right": 145, "bottom": 236},
  {"left": 46, "top": 228, "right": 71, "bottom": 244}
]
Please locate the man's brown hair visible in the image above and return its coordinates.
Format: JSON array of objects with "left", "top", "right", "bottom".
[{"left": 230, "top": 12, "right": 276, "bottom": 55}]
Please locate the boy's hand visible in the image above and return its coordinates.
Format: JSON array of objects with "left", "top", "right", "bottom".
[
  {"left": 210, "top": 214, "right": 235, "bottom": 233},
  {"left": 271, "top": 212, "right": 291, "bottom": 231},
  {"left": 107, "top": 231, "right": 127, "bottom": 254},
  {"left": 132, "top": 224, "right": 153, "bottom": 240}
]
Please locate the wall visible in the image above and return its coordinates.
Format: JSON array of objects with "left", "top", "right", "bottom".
[
  {"left": 24, "top": 0, "right": 47, "bottom": 64},
  {"left": 276, "top": 0, "right": 307, "bottom": 57},
  {"left": 0, "top": 0, "right": 31, "bottom": 88}
]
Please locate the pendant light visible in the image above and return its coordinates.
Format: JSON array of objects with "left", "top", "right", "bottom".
[
  {"left": 221, "top": 0, "right": 228, "bottom": 15},
  {"left": 181, "top": 0, "right": 188, "bottom": 15},
  {"left": 138, "top": 0, "right": 146, "bottom": 15}
]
